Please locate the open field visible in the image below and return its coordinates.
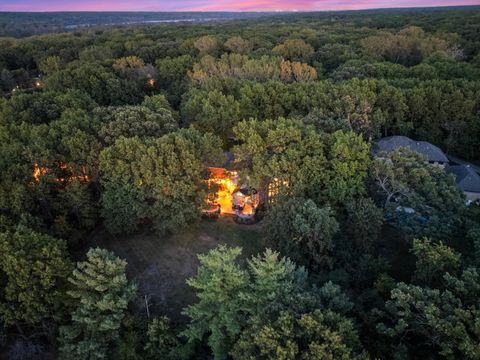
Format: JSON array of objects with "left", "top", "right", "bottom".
[{"left": 89, "top": 218, "right": 264, "bottom": 321}]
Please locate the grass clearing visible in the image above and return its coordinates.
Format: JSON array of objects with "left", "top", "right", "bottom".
[{"left": 89, "top": 217, "right": 264, "bottom": 322}]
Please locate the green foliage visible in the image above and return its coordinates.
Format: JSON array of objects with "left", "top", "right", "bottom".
[
  {"left": 361, "top": 26, "right": 450, "bottom": 66},
  {"left": 54, "top": 180, "right": 99, "bottom": 237},
  {"left": 142, "top": 93, "right": 175, "bottom": 114},
  {"left": 144, "top": 316, "right": 180, "bottom": 360},
  {"left": 181, "top": 89, "right": 240, "bottom": 144},
  {"left": 371, "top": 147, "right": 466, "bottom": 240},
  {"left": 345, "top": 197, "right": 384, "bottom": 251},
  {"left": 411, "top": 238, "right": 461, "bottom": 286},
  {"left": 231, "top": 310, "right": 364, "bottom": 360},
  {"left": 59, "top": 248, "right": 136, "bottom": 360},
  {"left": 182, "top": 245, "right": 248, "bottom": 359},
  {"left": 1, "top": 9, "right": 480, "bottom": 359},
  {"left": 155, "top": 55, "right": 194, "bottom": 106},
  {"left": 99, "top": 128, "right": 223, "bottom": 235},
  {"left": 112, "top": 329, "right": 144, "bottom": 360},
  {"left": 232, "top": 118, "right": 326, "bottom": 198},
  {"left": 96, "top": 105, "right": 178, "bottom": 144},
  {"left": 244, "top": 249, "right": 315, "bottom": 320},
  {"left": 326, "top": 130, "right": 371, "bottom": 205},
  {"left": 265, "top": 197, "right": 339, "bottom": 270},
  {"left": 467, "top": 226, "right": 480, "bottom": 266},
  {"left": 0, "top": 90, "right": 96, "bottom": 126},
  {"left": 232, "top": 119, "right": 371, "bottom": 205},
  {"left": 39, "top": 55, "right": 63, "bottom": 75},
  {"left": 378, "top": 268, "right": 480, "bottom": 359},
  {"left": 0, "top": 226, "right": 72, "bottom": 326},
  {"left": 183, "top": 246, "right": 323, "bottom": 359},
  {"left": 45, "top": 63, "right": 143, "bottom": 105}
]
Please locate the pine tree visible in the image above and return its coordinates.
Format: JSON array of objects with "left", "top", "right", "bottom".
[
  {"left": 181, "top": 245, "right": 248, "bottom": 359},
  {"left": 59, "top": 248, "right": 136, "bottom": 360},
  {"left": 144, "top": 316, "right": 180, "bottom": 360}
]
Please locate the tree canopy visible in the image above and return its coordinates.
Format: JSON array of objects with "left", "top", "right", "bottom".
[{"left": 1, "top": 7, "right": 480, "bottom": 360}]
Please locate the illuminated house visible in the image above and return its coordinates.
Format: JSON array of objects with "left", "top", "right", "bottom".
[{"left": 202, "top": 166, "right": 260, "bottom": 223}]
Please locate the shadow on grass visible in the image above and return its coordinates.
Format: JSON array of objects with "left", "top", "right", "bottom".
[{"left": 88, "top": 218, "right": 265, "bottom": 323}]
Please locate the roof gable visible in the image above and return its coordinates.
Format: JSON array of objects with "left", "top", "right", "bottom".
[
  {"left": 446, "top": 165, "right": 480, "bottom": 193},
  {"left": 376, "top": 136, "right": 449, "bottom": 163}
]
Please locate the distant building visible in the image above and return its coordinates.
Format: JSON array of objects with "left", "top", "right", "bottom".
[
  {"left": 375, "top": 136, "right": 449, "bottom": 165},
  {"left": 446, "top": 165, "right": 480, "bottom": 205}
]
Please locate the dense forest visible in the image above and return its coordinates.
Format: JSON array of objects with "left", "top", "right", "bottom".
[
  {"left": 0, "top": 12, "right": 274, "bottom": 38},
  {"left": 1, "top": 6, "right": 480, "bottom": 360}
]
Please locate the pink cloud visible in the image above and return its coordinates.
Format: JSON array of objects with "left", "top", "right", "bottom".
[{"left": 1, "top": 0, "right": 479, "bottom": 12}]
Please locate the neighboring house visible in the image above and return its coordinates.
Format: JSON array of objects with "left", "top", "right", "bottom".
[
  {"left": 375, "top": 136, "right": 449, "bottom": 166},
  {"left": 446, "top": 165, "right": 480, "bottom": 205}
]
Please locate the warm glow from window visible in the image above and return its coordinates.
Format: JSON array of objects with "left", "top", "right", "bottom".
[
  {"left": 33, "top": 163, "right": 90, "bottom": 183},
  {"left": 204, "top": 168, "right": 259, "bottom": 218},
  {"left": 147, "top": 78, "right": 156, "bottom": 87}
]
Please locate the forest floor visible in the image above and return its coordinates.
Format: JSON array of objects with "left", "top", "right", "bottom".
[
  {"left": 378, "top": 224, "right": 416, "bottom": 282},
  {"left": 89, "top": 217, "right": 264, "bottom": 322}
]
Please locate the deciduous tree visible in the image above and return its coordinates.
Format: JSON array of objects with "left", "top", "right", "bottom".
[
  {"left": 371, "top": 148, "right": 465, "bottom": 240},
  {"left": 272, "top": 39, "right": 314, "bottom": 61},
  {"left": 0, "top": 226, "right": 71, "bottom": 327},
  {"left": 345, "top": 197, "right": 384, "bottom": 251},
  {"left": 224, "top": 36, "right": 253, "bottom": 54},
  {"left": 265, "top": 198, "right": 339, "bottom": 270},
  {"left": 99, "top": 129, "right": 223, "bottom": 234},
  {"left": 411, "top": 238, "right": 461, "bottom": 286},
  {"left": 378, "top": 268, "right": 480, "bottom": 359}
]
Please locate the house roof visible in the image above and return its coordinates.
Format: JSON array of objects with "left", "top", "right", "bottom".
[
  {"left": 375, "top": 136, "right": 449, "bottom": 163},
  {"left": 446, "top": 165, "right": 480, "bottom": 193},
  {"left": 223, "top": 151, "right": 235, "bottom": 169},
  {"left": 208, "top": 167, "right": 228, "bottom": 179}
]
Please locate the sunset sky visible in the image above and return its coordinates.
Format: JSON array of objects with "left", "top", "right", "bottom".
[{"left": 0, "top": 0, "right": 479, "bottom": 12}]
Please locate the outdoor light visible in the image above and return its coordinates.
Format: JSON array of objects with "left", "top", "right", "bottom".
[{"left": 147, "top": 78, "right": 156, "bottom": 87}]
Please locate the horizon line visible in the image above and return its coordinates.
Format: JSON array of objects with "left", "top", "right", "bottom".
[{"left": 1, "top": 4, "right": 479, "bottom": 13}]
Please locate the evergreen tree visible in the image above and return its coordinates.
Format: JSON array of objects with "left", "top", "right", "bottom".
[
  {"left": 59, "top": 248, "right": 136, "bottom": 360},
  {"left": 183, "top": 246, "right": 327, "bottom": 359},
  {"left": 182, "top": 246, "right": 248, "bottom": 359},
  {"left": 144, "top": 316, "right": 180, "bottom": 360}
]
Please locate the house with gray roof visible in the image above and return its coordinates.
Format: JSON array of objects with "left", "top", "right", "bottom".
[
  {"left": 446, "top": 165, "right": 480, "bottom": 205},
  {"left": 375, "top": 136, "right": 449, "bottom": 165}
]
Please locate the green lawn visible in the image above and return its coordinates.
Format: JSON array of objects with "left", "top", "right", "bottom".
[{"left": 89, "top": 217, "right": 264, "bottom": 322}]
